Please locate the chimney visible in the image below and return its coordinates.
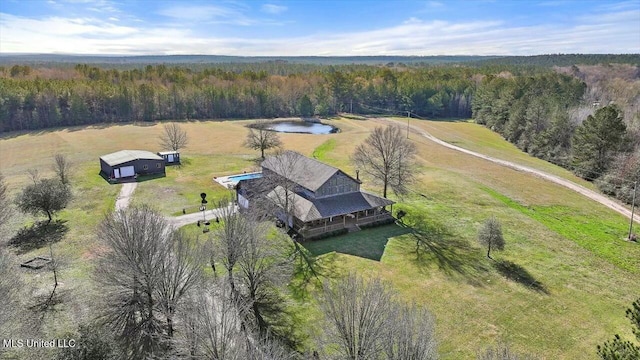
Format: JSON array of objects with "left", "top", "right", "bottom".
[{"left": 356, "top": 170, "right": 360, "bottom": 181}]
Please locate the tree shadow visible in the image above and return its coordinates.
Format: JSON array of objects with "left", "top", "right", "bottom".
[
  {"left": 9, "top": 220, "right": 68, "bottom": 254},
  {"left": 400, "top": 214, "right": 489, "bottom": 286},
  {"left": 29, "top": 287, "right": 71, "bottom": 319},
  {"left": 302, "top": 224, "right": 411, "bottom": 261},
  {"left": 289, "top": 241, "right": 324, "bottom": 300},
  {"left": 493, "top": 259, "right": 549, "bottom": 294}
]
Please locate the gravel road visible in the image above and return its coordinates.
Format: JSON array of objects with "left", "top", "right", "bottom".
[{"left": 379, "top": 118, "right": 638, "bottom": 224}]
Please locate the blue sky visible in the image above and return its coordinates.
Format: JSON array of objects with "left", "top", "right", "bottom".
[{"left": 0, "top": 0, "right": 638, "bottom": 56}]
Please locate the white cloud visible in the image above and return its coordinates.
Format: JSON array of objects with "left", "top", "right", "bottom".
[
  {"left": 156, "top": 4, "right": 258, "bottom": 25},
  {"left": 1, "top": 7, "right": 638, "bottom": 55},
  {"left": 261, "top": 4, "right": 287, "bottom": 14}
]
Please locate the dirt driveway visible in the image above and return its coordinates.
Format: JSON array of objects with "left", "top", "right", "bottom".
[
  {"left": 115, "top": 182, "right": 137, "bottom": 211},
  {"left": 378, "top": 118, "right": 638, "bottom": 224}
]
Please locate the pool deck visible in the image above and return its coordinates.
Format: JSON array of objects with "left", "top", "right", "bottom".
[{"left": 213, "top": 172, "right": 262, "bottom": 188}]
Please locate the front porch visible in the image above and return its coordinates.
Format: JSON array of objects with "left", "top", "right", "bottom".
[{"left": 297, "top": 207, "right": 395, "bottom": 240}]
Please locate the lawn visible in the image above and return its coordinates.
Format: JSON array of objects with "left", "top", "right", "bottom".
[
  {"left": 302, "top": 224, "right": 411, "bottom": 261},
  {"left": 387, "top": 117, "right": 599, "bottom": 191},
  {"left": 1, "top": 117, "right": 639, "bottom": 359}
]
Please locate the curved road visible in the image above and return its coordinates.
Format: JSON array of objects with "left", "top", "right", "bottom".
[{"left": 378, "top": 118, "right": 638, "bottom": 224}]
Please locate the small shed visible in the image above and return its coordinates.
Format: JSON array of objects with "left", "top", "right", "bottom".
[
  {"left": 157, "top": 151, "right": 180, "bottom": 165},
  {"left": 100, "top": 150, "right": 165, "bottom": 182}
]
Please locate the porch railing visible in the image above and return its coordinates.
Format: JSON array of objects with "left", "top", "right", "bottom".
[{"left": 300, "top": 212, "right": 394, "bottom": 238}]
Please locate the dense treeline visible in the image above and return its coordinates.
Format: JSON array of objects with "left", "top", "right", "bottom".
[
  {"left": 0, "top": 64, "right": 480, "bottom": 131},
  {"left": 472, "top": 54, "right": 640, "bottom": 67},
  {"left": 1, "top": 53, "right": 636, "bottom": 69},
  {"left": 473, "top": 72, "right": 586, "bottom": 161},
  {"left": 472, "top": 65, "right": 640, "bottom": 205}
]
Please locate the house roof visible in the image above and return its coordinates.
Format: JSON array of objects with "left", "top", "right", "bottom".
[
  {"left": 261, "top": 150, "right": 359, "bottom": 192},
  {"left": 158, "top": 151, "right": 179, "bottom": 156},
  {"left": 267, "top": 186, "right": 394, "bottom": 222},
  {"left": 100, "top": 150, "right": 163, "bottom": 166}
]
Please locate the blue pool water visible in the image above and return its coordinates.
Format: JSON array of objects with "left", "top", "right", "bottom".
[{"left": 228, "top": 173, "right": 263, "bottom": 182}]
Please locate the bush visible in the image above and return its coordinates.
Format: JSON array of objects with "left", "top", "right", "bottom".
[
  {"left": 306, "top": 228, "right": 349, "bottom": 241},
  {"left": 359, "top": 217, "right": 396, "bottom": 229}
]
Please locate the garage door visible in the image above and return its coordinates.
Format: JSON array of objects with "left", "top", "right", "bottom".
[{"left": 119, "top": 166, "right": 135, "bottom": 178}]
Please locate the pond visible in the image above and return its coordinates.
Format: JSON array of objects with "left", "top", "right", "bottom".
[{"left": 260, "top": 121, "right": 339, "bottom": 134}]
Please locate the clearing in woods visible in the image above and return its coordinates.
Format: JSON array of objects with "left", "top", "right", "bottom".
[{"left": 0, "top": 117, "right": 638, "bottom": 359}]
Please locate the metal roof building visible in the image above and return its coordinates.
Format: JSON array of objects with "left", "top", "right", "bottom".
[{"left": 100, "top": 150, "right": 165, "bottom": 183}]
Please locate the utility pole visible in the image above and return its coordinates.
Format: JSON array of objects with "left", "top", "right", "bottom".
[
  {"left": 406, "top": 111, "right": 410, "bottom": 139},
  {"left": 629, "top": 180, "right": 637, "bottom": 241}
]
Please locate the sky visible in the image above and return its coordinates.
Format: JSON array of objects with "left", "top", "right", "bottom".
[{"left": 0, "top": 0, "right": 638, "bottom": 56}]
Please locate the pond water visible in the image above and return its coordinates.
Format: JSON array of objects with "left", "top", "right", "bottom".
[{"left": 263, "top": 121, "right": 339, "bottom": 134}]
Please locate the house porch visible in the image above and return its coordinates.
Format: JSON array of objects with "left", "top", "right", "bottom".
[{"left": 297, "top": 207, "right": 394, "bottom": 240}]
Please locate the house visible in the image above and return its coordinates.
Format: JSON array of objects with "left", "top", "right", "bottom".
[
  {"left": 236, "top": 151, "right": 395, "bottom": 240},
  {"left": 157, "top": 151, "right": 180, "bottom": 165},
  {"left": 100, "top": 150, "right": 165, "bottom": 182}
]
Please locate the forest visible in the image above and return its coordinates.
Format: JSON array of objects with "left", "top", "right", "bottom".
[{"left": 0, "top": 58, "right": 638, "bottom": 203}]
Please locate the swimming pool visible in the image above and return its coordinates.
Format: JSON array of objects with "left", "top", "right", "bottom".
[
  {"left": 214, "top": 172, "right": 263, "bottom": 188},
  {"left": 228, "top": 173, "right": 263, "bottom": 182}
]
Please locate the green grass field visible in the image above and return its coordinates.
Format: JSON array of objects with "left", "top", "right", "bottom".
[
  {"left": 389, "top": 118, "right": 599, "bottom": 191},
  {"left": 1, "top": 117, "right": 638, "bottom": 359}
]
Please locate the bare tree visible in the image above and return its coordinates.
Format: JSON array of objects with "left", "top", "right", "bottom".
[
  {"left": 178, "top": 278, "right": 296, "bottom": 360},
  {"left": 159, "top": 122, "right": 189, "bottom": 151},
  {"left": 478, "top": 216, "right": 505, "bottom": 259},
  {"left": 0, "top": 247, "right": 20, "bottom": 339},
  {"left": 27, "top": 168, "right": 40, "bottom": 184},
  {"left": 214, "top": 200, "right": 294, "bottom": 337},
  {"left": 0, "top": 176, "right": 14, "bottom": 321},
  {"left": 95, "top": 205, "right": 201, "bottom": 359},
  {"left": 52, "top": 154, "right": 72, "bottom": 185},
  {"left": 156, "top": 230, "right": 203, "bottom": 338},
  {"left": 258, "top": 150, "right": 301, "bottom": 230},
  {"left": 0, "top": 174, "right": 12, "bottom": 229},
  {"left": 244, "top": 121, "right": 283, "bottom": 159},
  {"left": 384, "top": 303, "right": 438, "bottom": 360},
  {"left": 215, "top": 199, "right": 253, "bottom": 297},
  {"left": 237, "top": 221, "right": 293, "bottom": 335},
  {"left": 321, "top": 274, "right": 438, "bottom": 360},
  {"left": 179, "top": 278, "right": 248, "bottom": 360},
  {"left": 321, "top": 274, "right": 394, "bottom": 360},
  {"left": 352, "top": 125, "right": 417, "bottom": 198}
]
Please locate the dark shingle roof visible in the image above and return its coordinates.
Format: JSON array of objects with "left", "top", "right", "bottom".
[
  {"left": 100, "top": 150, "right": 163, "bottom": 166},
  {"left": 261, "top": 151, "right": 340, "bottom": 192},
  {"left": 267, "top": 186, "right": 394, "bottom": 222}
]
